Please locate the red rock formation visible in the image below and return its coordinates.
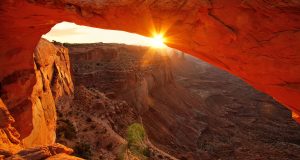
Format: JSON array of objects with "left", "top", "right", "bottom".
[
  {"left": 46, "top": 153, "right": 83, "bottom": 160},
  {"left": 68, "top": 42, "right": 300, "bottom": 159},
  {"left": 68, "top": 43, "right": 174, "bottom": 113},
  {"left": 5, "top": 143, "right": 77, "bottom": 160},
  {"left": 0, "top": 98, "right": 22, "bottom": 154},
  {"left": 1, "top": 98, "right": 77, "bottom": 159},
  {"left": 0, "top": 38, "right": 73, "bottom": 151},
  {"left": 1, "top": 0, "right": 299, "bottom": 124},
  {"left": 22, "top": 38, "right": 73, "bottom": 147},
  {"left": 0, "top": 0, "right": 300, "bottom": 152}
]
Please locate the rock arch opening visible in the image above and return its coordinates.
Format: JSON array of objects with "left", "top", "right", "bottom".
[
  {"left": 1, "top": 0, "right": 300, "bottom": 159},
  {"left": 1, "top": 0, "right": 300, "bottom": 122}
]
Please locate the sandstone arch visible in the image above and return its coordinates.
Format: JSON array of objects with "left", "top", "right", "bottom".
[{"left": 0, "top": 0, "right": 300, "bottom": 147}]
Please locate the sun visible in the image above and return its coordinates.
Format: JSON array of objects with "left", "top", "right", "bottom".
[{"left": 150, "top": 34, "right": 166, "bottom": 48}]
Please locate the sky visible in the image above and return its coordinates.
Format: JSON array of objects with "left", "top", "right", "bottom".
[{"left": 42, "top": 22, "right": 157, "bottom": 46}]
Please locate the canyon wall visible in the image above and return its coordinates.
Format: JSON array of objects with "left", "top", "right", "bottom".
[
  {"left": 67, "top": 43, "right": 300, "bottom": 160},
  {"left": 68, "top": 43, "right": 210, "bottom": 159},
  {"left": 0, "top": 0, "right": 299, "bottom": 156},
  {"left": 24, "top": 39, "right": 73, "bottom": 147},
  {"left": 0, "top": 39, "right": 73, "bottom": 152},
  {"left": 0, "top": 98, "right": 22, "bottom": 154},
  {"left": 0, "top": 0, "right": 299, "bottom": 123},
  {"left": 68, "top": 43, "right": 174, "bottom": 113},
  {"left": 58, "top": 43, "right": 179, "bottom": 159}
]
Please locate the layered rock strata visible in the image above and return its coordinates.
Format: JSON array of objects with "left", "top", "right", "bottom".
[
  {"left": 1, "top": 0, "right": 300, "bottom": 122},
  {"left": 0, "top": 39, "right": 75, "bottom": 159}
]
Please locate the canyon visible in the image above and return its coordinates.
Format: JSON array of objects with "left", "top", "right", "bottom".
[
  {"left": 1, "top": 0, "right": 300, "bottom": 123},
  {"left": 0, "top": 0, "right": 300, "bottom": 159},
  {"left": 2, "top": 39, "right": 299, "bottom": 159},
  {"left": 64, "top": 41, "right": 300, "bottom": 160}
]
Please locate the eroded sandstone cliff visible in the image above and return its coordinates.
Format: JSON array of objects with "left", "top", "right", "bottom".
[
  {"left": 23, "top": 38, "right": 73, "bottom": 147},
  {"left": 63, "top": 43, "right": 179, "bottom": 159},
  {"left": 0, "top": 98, "right": 21, "bottom": 154},
  {"left": 0, "top": 0, "right": 299, "bottom": 123},
  {"left": 0, "top": 0, "right": 300, "bottom": 159},
  {"left": 66, "top": 42, "right": 300, "bottom": 160},
  {"left": 0, "top": 39, "right": 76, "bottom": 159},
  {"left": 1, "top": 38, "right": 299, "bottom": 159},
  {"left": 68, "top": 43, "right": 174, "bottom": 113},
  {"left": 0, "top": 98, "right": 78, "bottom": 159}
]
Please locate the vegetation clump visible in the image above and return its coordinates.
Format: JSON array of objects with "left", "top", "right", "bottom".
[{"left": 121, "top": 123, "right": 150, "bottom": 159}]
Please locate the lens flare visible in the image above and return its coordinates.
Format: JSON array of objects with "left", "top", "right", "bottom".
[{"left": 150, "top": 34, "right": 166, "bottom": 48}]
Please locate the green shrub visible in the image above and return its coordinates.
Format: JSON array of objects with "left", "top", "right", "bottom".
[
  {"left": 126, "top": 123, "right": 146, "bottom": 146},
  {"left": 126, "top": 123, "right": 150, "bottom": 159},
  {"left": 73, "top": 142, "right": 92, "bottom": 160}
]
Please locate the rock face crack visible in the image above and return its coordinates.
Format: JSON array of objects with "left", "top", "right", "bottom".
[{"left": 208, "top": 9, "right": 237, "bottom": 34}]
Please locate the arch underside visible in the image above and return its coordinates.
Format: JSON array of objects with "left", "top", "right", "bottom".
[{"left": 0, "top": 0, "right": 299, "bottom": 127}]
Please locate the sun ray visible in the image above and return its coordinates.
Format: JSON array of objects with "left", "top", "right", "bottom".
[{"left": 150, "top": 34, "right": 167, "bottom": 48}]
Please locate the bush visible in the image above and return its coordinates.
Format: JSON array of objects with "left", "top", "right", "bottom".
[
  {"left": 126, "top": 123, "right": 146, "bottom": 146},
  {"left": 126, "top": 123, "right": 150, "bottom": 159},
  {"left": 73, "top": 142, "right": 92, "bottom": 160}
]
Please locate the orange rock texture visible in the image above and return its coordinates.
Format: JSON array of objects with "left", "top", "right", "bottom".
[
  {"left": 0, "top": 98, "right": 22, "bottom": 154},
  {"left": 2, "top": 142, "right": 78, "bottom": 159},
  {"left": 23, "top": 38, "right": 73, "bottom": 147},
  {"left": 0, "top": 38, "right": 73, "bottom": 151},
  {"left": 1, "top": 97, "right": 76, "bottom": 159},
  {"left": 0, "top": 0, "right": 299, "bottom": 148}
]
